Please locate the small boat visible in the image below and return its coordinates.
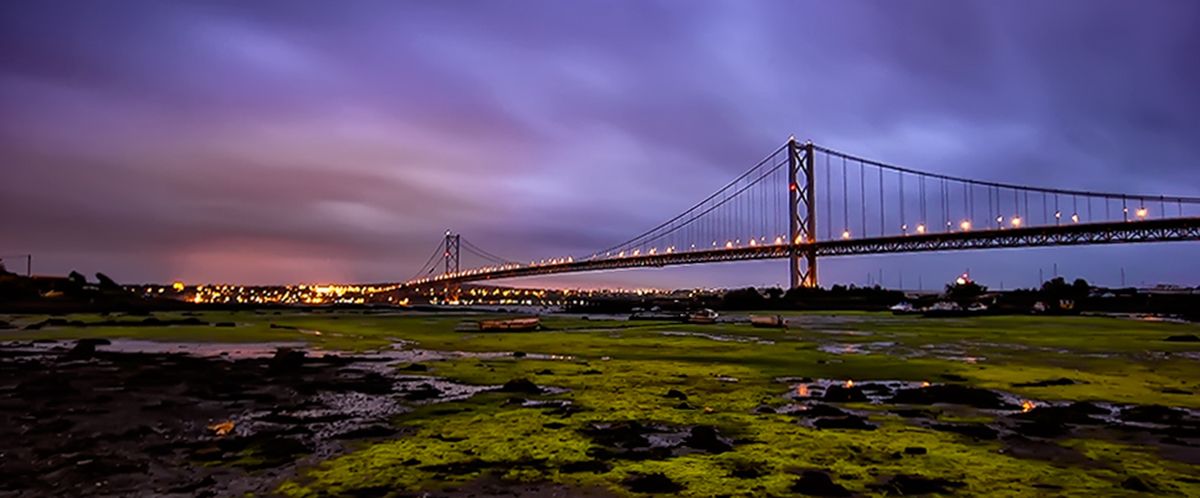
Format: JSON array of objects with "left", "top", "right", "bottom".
[
  {"left": 478, "top": 316, "right": 540, "bottom": 331},
  {"left": 750, "top": 315, "right": 786, "bottom": 328},
  {"left": 687, "top": 309, "right": 718, "bottom": 324},
  {"left": 889, "top": 302, "right": 920, "bottom": 315}
]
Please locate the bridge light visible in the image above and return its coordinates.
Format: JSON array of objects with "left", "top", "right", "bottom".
[
  {"left": 632, "top": 249, "right": 640, "bottom": 256},
  {"left": 1010, "top": 216, "right": 1022, "bottom": 227},
  {"left": 960, "top": 220, "right": 972, "bottom": 231},
  {"left": 901, "top": 224, "right": 908, "bottom": 233},
  {"left": 749, "top": 239, "right": 758, "bottom": 246},
  {"left": 725, "top": 241, "right": 734, "bottom": 249},
  {"left": 1054, "top": 211, "right": 1061, "bottom": 219},
  {"left": 1071, "top": 213, "right": 1079, "bottom": 223},
  {"left": 1136, "top": 207, "right": 1148, "bottom": 219},
  {"left": 774, "top": 236, "right": 784, "bottom": 245},
  {"left": 916, "top": 224, "right": 926, "bottom": 234},
  {"left": 841, "top": 230, "right": 851, "bottom": 240}
]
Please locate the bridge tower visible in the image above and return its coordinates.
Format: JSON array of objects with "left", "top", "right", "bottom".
[
  {"left": 787, "top": 137, "right": 818, "bottom": 288},
  {"left": 443, "top": 230, "right": 460, "bottom": 275}
]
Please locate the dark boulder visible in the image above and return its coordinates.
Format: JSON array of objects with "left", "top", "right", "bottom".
[
  {"left": 930, "top": 423, "right": 999, "bottom": 440},
  {"left": 822, "top": 385, "right": 868, "bottom": 402},
  {"left": 890, "top": 384, "right": 1013, "bottom": 409},
  {"left": 791, "top": 470, "right": 851, "bottom": 496},
  {"left": 397, "top": 363, "right": 428, "bottom": 372},
  {"left": 269, "top": 348, "right": 306, "bottom": 372},
  {"left": 403, "top": 383, "right": 442, "bottom": 401},
  {"left": 1120, "top": 476, "right": 1153, "bottom": 492},
  {"left": 1164, "top": 334, "right": 1199, "bottom": 342},
  {"left": 683, "top": 425, "right": 732, "bottom": 453},
  {"left": 664, "top": 389, "right": 688, "bottom": 400},
  {"left": 499, "top": 378, "right": 542, "bottom": 394},
  {"left": 873, "top": 474, "right": 965, "bottom": 495},
  {"left": 813, "top": 415, "right": 876, "bottom": 430},
  {"left": 623, "top": 472, "right": 683, "bottom": 494}
]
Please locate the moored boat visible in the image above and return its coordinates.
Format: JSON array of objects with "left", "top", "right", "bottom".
[{"left": 478, "top": 316, "right": 541, "bottom": 331}]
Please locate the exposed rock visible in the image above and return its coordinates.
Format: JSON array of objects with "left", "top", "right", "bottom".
[
  {"left": 403, "top": 383, "right": 443, "bottom": 401},
  {"left": 683, "top": 426, "right": 732, "bottom": 453},
  {"left": 794, "top": 404, "right": 850, "bottom": 419},
  {"left": 1012, "top": 378, "right": 1077, "bottom": 387},
  {"left": 791, "top": 470, "right": 851, "bottom": 496},
  {"left": 269, "top": 348, "right": 306, "bottom": 372},
  {"left": 560, "top": 460, "right": 611, "bottom": 473},
  {"left": 664, "top": 389, "right": 688, "bottom": 400},
  {"left": 499, "top": 378, "right": 542, "bottom": 394},
  {"left": 813, "top": 415, "right": 876, "bottom": 430},
  {"left": 1121, "top": 405, "right": 1188, "bottom": 425},
  {"left": 331, "top": 425, "right": 398, "bottom": 440},
  {"left": 822, "top": 385, "right": 868, "bottom": 402},
  {"left": 65, "top": 338, "right": 110, "bottom": 359},
  {"left": 1120, "top": 476, "right": 1153, "bottom": 492},
  {"left": 753, "top": 404, "right": 777, "bottom": 414},
  {"left": 889, "top": 384, "right": 1013, "bottom": 409},
  {"left": 930, "top": 423, "right": 999, "bottom": 440},
  {"left": 873, "top": 474, "right": 965, "bottom": 495},
  {"left": 623, "top": 472, "right": 683, "bottom": 494}
]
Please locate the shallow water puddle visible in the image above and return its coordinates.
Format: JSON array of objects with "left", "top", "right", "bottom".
[{"left": 658, "top": 331, "right": 775, "bottom": 345}]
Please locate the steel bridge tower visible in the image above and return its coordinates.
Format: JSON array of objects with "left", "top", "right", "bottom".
[
  {"left": 788, "top": 137, "right": 818, "bottom": 288},
  {"left": 443, "top": 230, "right": 460, "bottom": 275}
]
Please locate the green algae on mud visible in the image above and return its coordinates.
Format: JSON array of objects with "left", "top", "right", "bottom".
[{"left": 3, "top": 310, "right": 1199, "bottom": 496}]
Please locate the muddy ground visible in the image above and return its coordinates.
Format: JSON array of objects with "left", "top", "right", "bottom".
[{"left": 0, "top": 340, "right": 497, "bottom": 497}]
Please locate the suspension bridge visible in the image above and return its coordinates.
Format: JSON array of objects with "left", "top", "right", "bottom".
[{"left": 406, "top": 137, "right": 1200, "bottom": 289}]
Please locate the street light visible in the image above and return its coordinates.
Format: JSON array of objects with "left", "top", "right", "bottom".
[
  {"left": 960, "top": 220, "right": 972, "bottom": 231},
  {"left": 1010, "top": 216, "right": 1022, "bottom": 228}
]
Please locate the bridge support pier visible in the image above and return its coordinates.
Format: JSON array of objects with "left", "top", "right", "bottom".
[{"left": 787, "top": 138, "right": 818, "bottom": 289}]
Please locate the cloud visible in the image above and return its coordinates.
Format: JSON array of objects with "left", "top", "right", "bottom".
[{"left": 1, "top": 0, "right": 1197, "bottom": 287}]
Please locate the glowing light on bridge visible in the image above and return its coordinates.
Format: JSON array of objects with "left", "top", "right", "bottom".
[
  {"left": 916, "top": 224, "right": 926, "bottom": 234},
  {"left": 725, "top": 241, "right": 734, "bottom": 249},
  {"left": 841, "top": 229, "right": 851, "bottom": 240},
  {"left": 1136, "top": 207, "right": 1148, "bottom": 219},
  {"left": 960, "top": 220, "right": 972, "bottom": 231},
  {"left": 1071, "top": 213, "right": 1080, "bottom": 223},
  {"left": 1011, "top": 216, "right": 1022, "bottom": 228},
  {"left": 775, "top": 236, "right": 784, "bottom": 245}
]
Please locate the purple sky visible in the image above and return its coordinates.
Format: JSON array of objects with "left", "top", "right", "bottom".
[{"left": 2, "top": 1, "right": 1199, "bottom": 289}]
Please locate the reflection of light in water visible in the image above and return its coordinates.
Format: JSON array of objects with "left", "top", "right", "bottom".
[
  {"left": 1021, "top": 400, "right": 1036, "bottom": 413},
  {"left": 796, "top": 384, "right": 809, "bottom": 397},
  {"left": 844, "top": 379, "right": 854, "bottom": 388}
]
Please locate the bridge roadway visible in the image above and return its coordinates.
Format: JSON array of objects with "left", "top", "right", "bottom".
[{"left": 407, "top": 217, "right": 1200, "bottom": 287}]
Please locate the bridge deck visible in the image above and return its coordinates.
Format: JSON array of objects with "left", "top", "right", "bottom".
[{"left": 408, "top": 217, "right": 1200, "bottom": 286}]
